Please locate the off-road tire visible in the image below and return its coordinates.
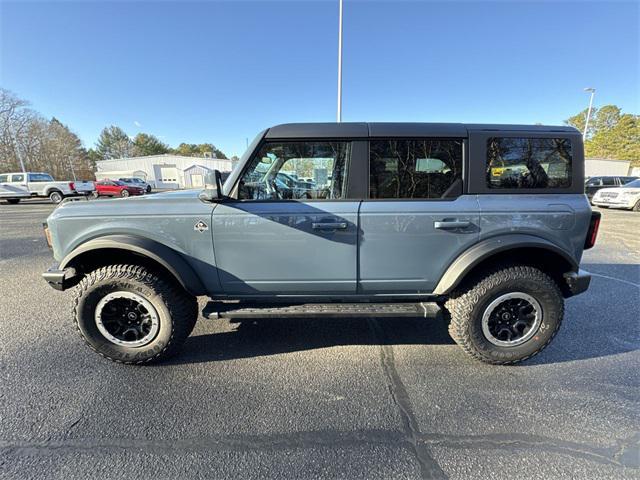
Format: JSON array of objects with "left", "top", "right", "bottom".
[
  {"left": 49, "top": 190, "right": 63, "bottom": 204},
  {"left": 445, "top": 265, "right": 564, "bottom": 365},
  {"left": 73, "top": 264, "right": 198, "bottom": 364},
  {"left": 5, "top": 198, "right": 21, "bottom": 204}
]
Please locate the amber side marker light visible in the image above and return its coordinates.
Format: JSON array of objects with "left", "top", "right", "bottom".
[
  {"left": 43, "top": 222, "right": 53, "bottom": 249},
  {"left": 584, "top": 211, "right": 601, "bottom": 250}
]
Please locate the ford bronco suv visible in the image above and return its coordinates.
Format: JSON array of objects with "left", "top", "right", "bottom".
[{"left": 42, "top": 123, "right": 599, "bottom": 365}]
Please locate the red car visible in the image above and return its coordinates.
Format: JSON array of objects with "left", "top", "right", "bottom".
[{"left": 94, "top": 180, "right": 145, "bottom": 198}]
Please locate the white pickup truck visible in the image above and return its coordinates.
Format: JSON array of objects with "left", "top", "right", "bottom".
[{"left": 0, "top": 172, "right": 95, "bottom": 204}]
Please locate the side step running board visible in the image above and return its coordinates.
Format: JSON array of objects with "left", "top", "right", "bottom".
[{"left": 202, "top": 302, "right": 440, "bottom": 320}]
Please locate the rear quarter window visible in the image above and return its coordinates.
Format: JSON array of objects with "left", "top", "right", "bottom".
[{"left": 486, "top": 137, "right": 572, "bottom": 189}]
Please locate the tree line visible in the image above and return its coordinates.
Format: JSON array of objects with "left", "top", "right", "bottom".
[
  {"left": 89, "top": 126, "right": 228, "bottom": 164},
  {"left": 2, "top": 88, "right": 638, "bottom": 180},
  {"left": 0, "top": 88, "right": 229, "bottom": 180},
  {"left": 565, "top": 105, "right": 639, "bottom": 166}
]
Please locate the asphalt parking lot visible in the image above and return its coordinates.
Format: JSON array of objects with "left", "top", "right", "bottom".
[{"left": 0, "top": 201, "right": 638, "bottom": 479}]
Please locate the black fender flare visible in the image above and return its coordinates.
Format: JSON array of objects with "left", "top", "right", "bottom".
[
  {"left": 60, "top": 234, "right": 206, "bottom": 296},
  {"left": 432, "top": 234, "right": 578, "bottom": 295}
]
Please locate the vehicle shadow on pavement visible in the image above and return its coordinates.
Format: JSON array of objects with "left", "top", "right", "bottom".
[
  {"left": 169, "top": 314, "right": 456, "bottom": 365},
  {"left": 527, "top": 262, "right": 639, "bottom": 365},
  {"left": 169, "top": 259, "right": 640, "bottom": 366}
]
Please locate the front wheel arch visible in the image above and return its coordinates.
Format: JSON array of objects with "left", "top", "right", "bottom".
[{"left": 61, "top": 236, "right": 207, "bottom": 296}]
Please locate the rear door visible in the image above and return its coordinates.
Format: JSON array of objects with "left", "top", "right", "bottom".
[
  {"left": 358, "top": 137, "right": 480, "bottom": 294},
  {"left": 212, "top": 139, "right": 362, "bottom": 295},
  {"left": 97, "top": 181, "right": 116, "bottom": 195}
]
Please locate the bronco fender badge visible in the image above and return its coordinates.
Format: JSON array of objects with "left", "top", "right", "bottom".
[{"left": 194, "top": 221, "right": 209, "bottom": 233}]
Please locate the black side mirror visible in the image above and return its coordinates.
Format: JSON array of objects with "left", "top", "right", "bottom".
[{"left": 198, "top": 170, "right": 225, "bottom": 203}]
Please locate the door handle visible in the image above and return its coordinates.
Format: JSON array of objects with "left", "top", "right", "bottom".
[
  {"left": 312, "top": 222, "right": 348, "bottom": 230},
  {"left": 434, "top": 220, "right": 471, "bottom": 230}
]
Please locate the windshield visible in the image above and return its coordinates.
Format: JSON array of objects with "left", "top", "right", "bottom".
[{"left": 624, "top": 179, "right": 640, "bottom": 188}]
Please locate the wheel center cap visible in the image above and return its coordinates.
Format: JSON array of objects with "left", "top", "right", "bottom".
[
  {"left": 127, "top": 312, "right": 138, "bottom": 321},
  {"left": 501, "top": 312, "right": 511, "bottom": 321}
]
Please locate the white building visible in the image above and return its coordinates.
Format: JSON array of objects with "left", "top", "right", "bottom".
[
  {"left": 585, "top": 158, "right": 632, "bottom": 177},
  {"left": 95, "top": 154, "right": 233, "bottom": 190}
]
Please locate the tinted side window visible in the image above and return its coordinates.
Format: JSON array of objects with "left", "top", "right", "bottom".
[
  {"left": 238, "top": 141, "right": 351, "bottom": 200},
  {"left": 486, "top": 137, "right": 572, "bottom": 189},
  {"left": 369, "top": 139, "right": 463, "bottom": 199},
  {"left": 586, "top": 177, "right": 602, "bottom": 186},
  {"left": 0, "top": 175, "right": 8, "bottom": 182},
  {"left": 28, "top": 173, "right": 53, "bottom": 182},
  {"left": 11, "top": 174, "right": 25, "bottom": 182},
  {"left": 602, "top": 177, "right": 616, "bottom": 186}
]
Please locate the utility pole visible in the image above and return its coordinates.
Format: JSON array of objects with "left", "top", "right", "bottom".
[
  {"left": 68, "top": 157, "right": 77, "bottom": 181},
  {"left": 337, "top": 0, "right": 343, "bottom": 122},
  {"left": 583, "top": 87, "right": 596, "bottom": 140}
]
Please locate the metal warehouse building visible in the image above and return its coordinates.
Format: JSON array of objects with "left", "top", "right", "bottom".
[
  {"left": 585, "top": 157, "right": 632, "bottom": 177},
  {"left": 95, "top": 154, "right": 234, "bottom": 190}
]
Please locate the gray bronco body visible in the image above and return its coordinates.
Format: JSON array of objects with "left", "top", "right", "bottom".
[{"left": 44, "top": 123, "right": 594, "bottom": 300}]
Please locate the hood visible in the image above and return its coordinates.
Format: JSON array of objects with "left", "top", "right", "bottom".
[
  {"left": 618, "top": 187, "right": 640, "bottom": 194},
  {"left": 593, "top": 187, "right": 622, "bottom": 196},
  {"left": 48, "top": 189, "right": 207, "bottom": 221}
]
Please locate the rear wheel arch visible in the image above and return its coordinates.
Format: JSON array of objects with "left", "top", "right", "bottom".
[
  {"left": 60, "top": 235, "right": 206, "bottom": 296},
  {"left": 434, "top": 235, "right": 578, "bottom": 297}
]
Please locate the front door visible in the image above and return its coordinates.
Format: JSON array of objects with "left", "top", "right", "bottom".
[
  {"left": 212, "top": 140, "right": 359, "bottom": 295},
  {"left": 358, "top": 138, "right": 480, "bottom": 294}
]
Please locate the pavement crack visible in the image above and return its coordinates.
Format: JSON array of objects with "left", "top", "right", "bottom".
[
  {"left": 416, "top": 432, "right": 640, "bottom": 469},
  {"left": 613, "top": 431, "right": 640, "bottom": 468},
  {"left": 64, "top": 417, "right": 82, "bottom": 436},
  {"left": 368, "top": 318, "right": 448, "bottom": 480}
]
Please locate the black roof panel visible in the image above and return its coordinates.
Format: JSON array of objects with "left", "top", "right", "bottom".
[
  {"left": 368, "top": 122, "right": 466, "bottom": 137},
  {"left": 465, "top": 123, "right": 579, "bottom": 133},
  {"left": 266, "top": 122, "right": 368, "bottom": 139},
  {"left": 264, "top": 122, "right": 579, "bottom": 139}
]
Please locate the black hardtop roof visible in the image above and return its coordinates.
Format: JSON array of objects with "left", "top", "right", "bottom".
[{"left": 265, "top": 122, "right": 579, "bottom": 139}]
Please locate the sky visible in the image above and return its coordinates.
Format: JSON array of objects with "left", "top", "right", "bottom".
[{"left": 1, "top": 0, "right": 638, "bottom": 158}]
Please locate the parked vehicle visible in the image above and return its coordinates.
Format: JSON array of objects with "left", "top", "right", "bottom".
[
  {"left": 592, "top": 178, "right": 640, "bottom": 211},
  {"left": 94, "top": 180, "right": 146, "bottom": 197},
  {"left": 119, "top": 177, "right": 152, "bottom": 193},
  {"left": 0, "top": 178, "right": 31, "bottom": 204},
  {"left": 584, "top": 175, "right": 638, "bottom": 201},
  {"left": 0, "top": 172, "right": 95, "bottom": 204},
  {"left": 42, "top": 122, "right": 599, "bottom": 366}
]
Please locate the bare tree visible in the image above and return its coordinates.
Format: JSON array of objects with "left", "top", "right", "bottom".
[
  {"left": 0, "top": 88, "right": 35, "bottom": 172},
  {"left": 0, "top": 88, "right": 90, "bottom": 178}
]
